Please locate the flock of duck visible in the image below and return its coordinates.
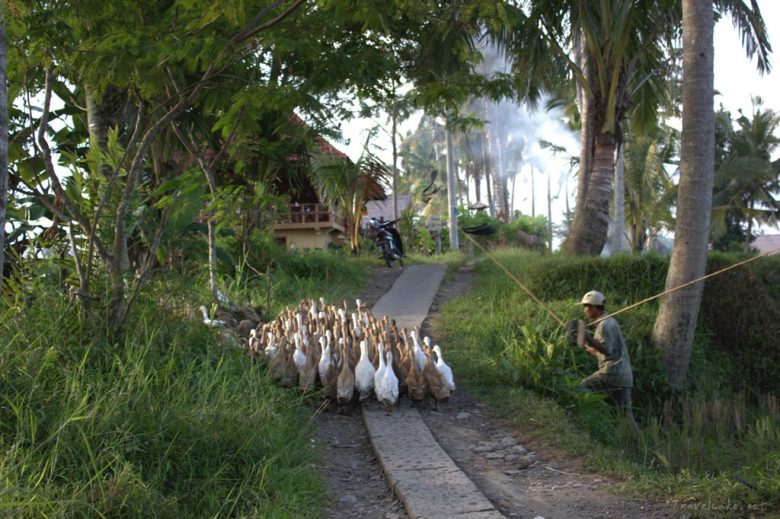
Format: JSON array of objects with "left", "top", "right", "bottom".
[{"left": 238, "top": 298, "right": 455, "bottom": 412}]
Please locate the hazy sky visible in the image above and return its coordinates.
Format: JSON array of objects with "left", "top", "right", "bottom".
[{"left": 714, "top": 0, "right": 779, "bottom": 118}]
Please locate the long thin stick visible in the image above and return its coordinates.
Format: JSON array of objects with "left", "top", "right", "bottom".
[
  {"left": 459, "top": 224, "right": 780, "bottom": 329},
  {"left": 593, "top": 245, "right": 780, "bottom": 326},
  {"left": 458, "top": 228, "right": 566, "bottom": 327}
]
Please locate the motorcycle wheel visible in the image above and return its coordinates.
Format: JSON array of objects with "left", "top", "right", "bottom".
[{"left": 381, "top": 244, "right": 394, "bottom": 268}]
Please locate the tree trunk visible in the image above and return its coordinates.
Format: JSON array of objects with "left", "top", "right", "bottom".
[
  {"left": 445, "top": 123, "right": 459, "bottom": 250},
  {"left": 509, "top": 168, "right": 516, "bottom": 216},
  {"left": 607, "top": 143, "right": 626, "bottom": 254},
  {"left": 652, "top": 0, "right": 715, "bottom": 391},
  {"left": 744, "top": 201, "right": 753, "bottom": 251},
  {"left": 573, "top": 43, "right": 595, "bottom": 222},
  {"left": 480, "top": 131, "right": 495, "bottom": 217},
  {"left": 0, "top": 8, "right": 7, "bottom": 298},
  {"left": 630, "top": 222, "right": 646, "bottom": 254},
  {"left": 473, "top": 162, "right": 482, "bottom": 203},
  {"left": 488, "top": 124, "right": 509, "bottom": 220},
  {"left": 85, "top": 87, "right": 111, "bottom": 176},
  {"left": 79, "top": 86, "right": 109, "bottom": 309},
  {"left": 391, "top": 88, "right": 398, "bottom": 222},
  {"left": 565, "top": 128, "right": 616, "bottom": 255},
  {"left": 562, "top": 43, "right": 602, "bottom": 255},
  {"left": 547, "top": 173, "right": 553, "bottom": 251},
  {"left": 87, "top": 86, "right": 130, "bottom": 275}
]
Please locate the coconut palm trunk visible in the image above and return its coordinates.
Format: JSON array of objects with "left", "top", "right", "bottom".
[
  {"left": 572, "top": 35, "right": 594, "bottom": 219},
  {"left": 479, "top": 130, "right": 495, "bottom": 217},
  {"left": 608, "top": 144, "right": 626, "bottom": 254},
  {"left": 489, "top": 128, "right": 509, "bottom": 219},
  {"left": 566, "top": 126, "right": 617, "bottom": 255},
  {"left": 652, "top": 0, "right": 715, "bottom": 390}
]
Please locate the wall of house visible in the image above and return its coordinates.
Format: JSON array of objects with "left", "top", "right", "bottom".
[{"left": 274, "top": 228, "right": 346, "bottom": 250}]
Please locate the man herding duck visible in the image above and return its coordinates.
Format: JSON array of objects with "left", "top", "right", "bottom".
[{"left": 567, "top": 291, "right": 636, "bottom": 422}]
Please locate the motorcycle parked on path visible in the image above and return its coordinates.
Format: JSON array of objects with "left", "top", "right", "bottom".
[{"left": 368, "top": 217, "right": 404, "bottom": 268}]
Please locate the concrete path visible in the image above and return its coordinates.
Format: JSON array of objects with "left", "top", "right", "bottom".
[
  {"left": 365, "top": 264, "right": 505, "bottom": 519},
  {"left": 371, "top": 264, "right": 447, "bottom": 332}
]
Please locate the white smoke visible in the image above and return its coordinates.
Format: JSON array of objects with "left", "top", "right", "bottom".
[{"left": 471, "top": 38, "right": 579, "bottom": 218}]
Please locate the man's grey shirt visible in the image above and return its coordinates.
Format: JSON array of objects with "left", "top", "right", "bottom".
[{"left": 593, "top": 313, "right": 633, "bottom": 388}]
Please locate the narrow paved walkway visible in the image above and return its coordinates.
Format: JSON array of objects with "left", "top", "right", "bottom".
[
  {"left": 364, "top": 264, "right": 505, "bottom": 519},
  {"left": 371, "top": 264, "right": 447, "bottom": 331}
]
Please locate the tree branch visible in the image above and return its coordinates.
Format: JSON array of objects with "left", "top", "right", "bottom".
[
  {"left": 36, "top": 68, "right": 112, "bottom": 261},
  {"left": 232, "top": 0, "right": 306, "bottom": 44}
]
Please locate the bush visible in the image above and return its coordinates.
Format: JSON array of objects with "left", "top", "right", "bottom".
[
  {"left": 0, "top": 244, "right": 377, "bottom": 516},
  {"left": 457, "top": 210, "right": 550, "bottom": 251},
  {"left": 700, "top": 254, "right": 780, "bottom": 394},
  {"left": 0, "top": 275, "right": 325, "bottom": 518}
]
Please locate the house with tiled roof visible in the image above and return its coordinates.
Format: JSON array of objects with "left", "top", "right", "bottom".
[
  {"left": 272, "top": 116, "right": 385, "bottom": 250},
  {"left": 361, "top": 194, "right": 413, "bottom": 229}
]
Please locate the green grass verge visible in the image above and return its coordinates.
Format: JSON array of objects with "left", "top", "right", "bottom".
[
  {"left": 0, "top": 251, "right": 374, "bottom": 518},
  {"left": 434, "top": 249, "right": 780, "bottom": 513}
]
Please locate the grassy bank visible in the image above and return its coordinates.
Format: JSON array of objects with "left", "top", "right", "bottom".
[
  {"left": 434, "top": 250, "right": 780, "bottom": 514},
  {"left": 0, "top": 251, "right": 371, "bottom": 517}
]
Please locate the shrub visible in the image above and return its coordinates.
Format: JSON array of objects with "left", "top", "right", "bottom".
[{"left": 0, "top": 276, "right": 324, "bottom": 518}]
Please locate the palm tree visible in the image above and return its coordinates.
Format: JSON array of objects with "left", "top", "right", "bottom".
[
  {"left": 652, "top": 0, "right": 716, "bottom": 391},
  {"left": 531, "top": 0, "right": 682, "bottom": 255},
  {"left": 498, "top": 0, "right": 769, "bottom": 256},
  {"left": 399, "top": 116, "right": 449, "bottom": 218},
  {"left": 712, "top": 97, "right": 780, "bottom": 250},
  {"left": 623, "top": 127, "right": 677, "bottom": 253},
  {"left": 311, "top": 144, "right": 389, "bottom": 254}
]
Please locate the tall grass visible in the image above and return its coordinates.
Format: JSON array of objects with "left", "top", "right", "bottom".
[
  {"left": 0, "top": 250, "right": 374, "bottom": 518},
  {"left": 220, "top": 249, "right": 371, "bottom": 316},
  {"left": 434, "top": 249, "right": 780, "bottom": 510}
]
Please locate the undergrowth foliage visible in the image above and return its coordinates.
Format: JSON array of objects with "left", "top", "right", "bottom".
[
  {"left": 436, "top": 250, "right": 780, "bottom": 510},
  {"left": 0, "top": 250, "right": 371, "bottom": 517}
]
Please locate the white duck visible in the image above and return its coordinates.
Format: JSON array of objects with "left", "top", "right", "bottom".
[
  {"left": 293, "top": 332, "right": 306, "bottom": 371},
  {"left": 295, "top": 312, "right": 304, "bottom": 332},
  {"left": 410, "top": 330, "right": 425, "bottom": 373},
  {"left": 247, "top": 329, "right": 259, "bottom": 352},
  {"left": 355, "top": 339, "right": 376, "bottom": 401},
  {"left": 265, "top": 332, "right": 279, "bottom": 359},
  {"left": 351, "top": 312, "right": 362, "bottom": 338},
  {"left": 199, "top": 305, "right": 226, "bottom": 328},
  {"left": 318, "top": 336, "right": 331, "bottom": 383},
  {"left": 356, "top": 298, "right": 369, "bottom": 326},
  {"left": 301, "top": 327, "right": 311, "bottom": 354},
  {"left": 374, "top": 341, "right": 386, "bottom": 390},
  {"left": 433, "top": 344, "right": 455, "bottom": 391},
  {"left": 375, "top": 350, "right": 399, "bottom": 413},
  {"left": 336, "top": 342, "right": 355, "bottom": 405}
]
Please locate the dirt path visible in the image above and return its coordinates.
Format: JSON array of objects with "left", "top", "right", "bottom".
[{"left": 314, "top": 263, "right": 675, "bottom": 519}]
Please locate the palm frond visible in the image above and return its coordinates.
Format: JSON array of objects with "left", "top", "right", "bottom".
[{"left": 715, "top": 0, "right": 773, "bottom": 74}]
